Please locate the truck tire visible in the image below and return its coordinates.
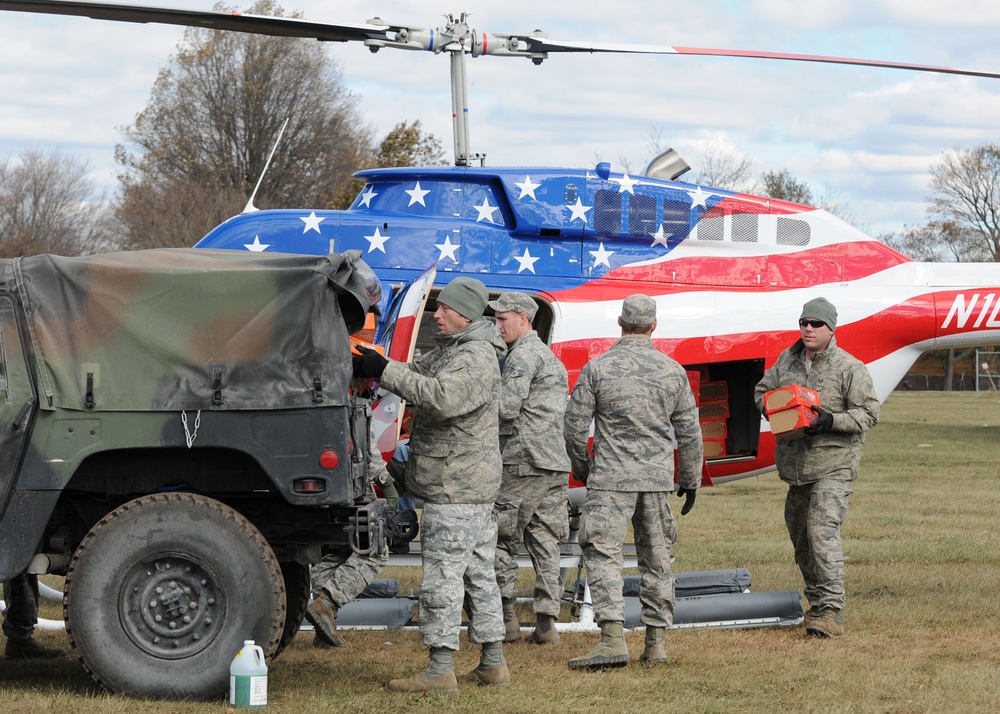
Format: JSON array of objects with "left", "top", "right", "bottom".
[
  {"left": 275, "top": 561, "right": 310, "bottom": 657},
  {"left": 64, "top": 492, "right": 286, "bottom": 700}
]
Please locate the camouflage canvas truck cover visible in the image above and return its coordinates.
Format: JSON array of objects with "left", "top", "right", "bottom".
[{"left": 0, "top": 247, "right": 383, "bottom": 700}]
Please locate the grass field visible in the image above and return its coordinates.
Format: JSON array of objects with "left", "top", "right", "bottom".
[{"left": 2, "top": 391, "right": 999, "bottom": 713}]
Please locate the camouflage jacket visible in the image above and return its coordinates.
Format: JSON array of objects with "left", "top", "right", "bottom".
[
  {"left": 754, "top": 336, "right": 880, "bottom": 485},
  {"left": 564, "top": 335, "right": 703, "bottom": 492},
  {"left": 379, "top": 319, "right": 506, "bottom": 504},
  {"left": 498, "top": 331, "right": 571, "bottom": 475}
]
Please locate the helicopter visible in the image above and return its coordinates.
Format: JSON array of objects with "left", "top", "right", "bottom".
[{"left": 4, "top": 0, "right": 1000, "bottom": 487}]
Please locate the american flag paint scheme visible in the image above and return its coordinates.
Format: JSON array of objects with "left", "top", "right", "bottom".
[
  {"left": 195, "top": 163, "right": 1000, "bottom": 485},
  {"left": 7, "top": 1, "right": 999, "bottom": 486}
]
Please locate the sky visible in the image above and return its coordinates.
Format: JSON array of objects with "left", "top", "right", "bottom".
[{"left": 2, "top": 0, "right": 1000, "bottom": 239}]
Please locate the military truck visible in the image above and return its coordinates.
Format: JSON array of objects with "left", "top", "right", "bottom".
[{"left": 0, "top": 248, "right": 386, "bottom": 700}]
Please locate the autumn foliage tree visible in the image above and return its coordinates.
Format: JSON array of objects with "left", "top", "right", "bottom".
[{"left": 112, "top": 1, "right": 373, "bottom": 249}]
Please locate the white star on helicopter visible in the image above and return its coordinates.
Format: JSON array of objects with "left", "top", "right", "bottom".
[
  {"left": 611, "top": 173, "right": 639, "bottom": 194},
  {"left": 688, "top": 186, "right": 711, "bottom": 208},
  {"left": 300, "top": 211, "right": 324, "bottom": 234},
  {"left": 406, "top": 181, "right": 430, "bottom": 207},
  {"left": 650, "top": 224, "right": 670, "bottom": 248},
  {"left": 567, "top": 198, "right": 592, "bottom": 223},
  {"left": 434, "top": 236, "right": 460, "bottom": 263},
  {"left": 244, "top": 236, "right": 269, "bottom": 252},
  {"left": 514, "top": 248, "right": 539, "bottom": 274},
  {"left": 474, "top": 198, "right": 499, "bottom": 224},
  {"left": 515, "top": 175, "right": 540, "bottom": 200},
  {"left": 365, "top": 227, "right": 391, "bottom": 253},
  {"left": 590, "top": 242, "right": 614, "bottom": 268},
  {"left": 358, "top": 186, "right": 378, "bottom": 208}
]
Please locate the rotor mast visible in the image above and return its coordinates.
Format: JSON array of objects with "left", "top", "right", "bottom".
[{"left": 364, "top": 13, "right": 549, "bottom": 167}]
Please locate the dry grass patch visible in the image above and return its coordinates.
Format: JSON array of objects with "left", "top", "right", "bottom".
[{"left": 2, "top": 392, "right": 1000, "bottom": 712}]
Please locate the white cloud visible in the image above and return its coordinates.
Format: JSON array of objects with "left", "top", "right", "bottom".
[{"left": 1, "top": 0, "right": 998, "bottom": 237}]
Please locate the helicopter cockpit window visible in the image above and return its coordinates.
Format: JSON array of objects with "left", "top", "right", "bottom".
[
  {"left": 628, "top": 194, "right": 657, "bottom": 237},
  {"left": 594, "top": 190, "right": 622, "bottom": 235},
  {"left": 776, "top": 217, "right": 810, "bottom": 246},
  {"left": 352, "top": 180, "right": 467, "bottom": 220}
]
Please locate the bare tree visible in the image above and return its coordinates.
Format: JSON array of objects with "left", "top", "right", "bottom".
[
  {"left": 0, "top": 149, "right": 110, "bottom": 257},
  {"left": 690, "top": 142, "right": 755, "bottom": 192},
  {"left": 113, "top": 0, "right": 374, "bottom": 249},
  {"left": 880, "top": 219, "right": 984, "bottom": 263},
  {"left": 928, "top": 143, "right": 1000, "bottom": 261}
]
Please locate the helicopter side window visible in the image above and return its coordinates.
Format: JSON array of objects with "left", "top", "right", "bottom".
[
  {"left": 731, "top": 211, "right": 759, "bottom": 243},
  {"left": 662, "top": 197, "right": 691, "bottom": 241},
  {"left": 594, "top": 189, "right": 621, "bottom": 235},
  {"left": 628, "top": 194, "right": 657, "bottom": 237},
  {"left": 695, "top": 205, "right": 725, "bottom": 241},
  {"left": 776, "top": 217, "right": 811, "bottom": 246}
]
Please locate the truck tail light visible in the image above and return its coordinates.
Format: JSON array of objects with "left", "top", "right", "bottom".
[
  {"left": 319, "top": 449, "right": 340, "bottom": 470},
  {"left": 293, "top": 478, "right": 326, "bottom": 494}
]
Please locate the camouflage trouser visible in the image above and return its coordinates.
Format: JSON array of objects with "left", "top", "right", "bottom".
[
  {"left": 784, "top": 478, "right": 853, "bottom": 611},
  {"left": 2, "top": 572, "right": 39, "bottom": 641},
  {"left": 420, "top": 502, "right": 505, "bottom": 650},
  {"left": 580, "top": 489, "right": 678, "bottom": 628},
  {"left": 493, "top": 467, "right": 569, "bottom": 617},
  {"left": 312, "top": 548, "right": 389, "bottom": 609}
]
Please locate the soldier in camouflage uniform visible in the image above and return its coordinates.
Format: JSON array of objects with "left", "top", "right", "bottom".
[
  {"left": 754, "top": 297, "right": 878, "bottom": 638},
  {"left": 564, "top": 294, "right": 703, "bottom": 670},
  {"left": 353, "top": 277, "right": 509, "bottom": 694},
  {"left": 307, "top": 418, "right": 398, "bottom": 648},
  {"left": 3, "top": 573, "right": 62, "bottom": 659},
  {"left": 487, "top": 292, "right": 571, "bottom": 646}
]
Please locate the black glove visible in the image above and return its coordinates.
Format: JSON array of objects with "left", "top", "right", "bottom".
[
  {"left": 353, "top": 345, "right": 388, "bottom": 380},
  {"left": 804, "top": 406, "right": 834, "bottom": 435},
  {"left": 677, "top": 487, "right": 696, "bottom": 516}
]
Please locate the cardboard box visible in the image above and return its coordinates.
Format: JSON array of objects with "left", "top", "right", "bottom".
[
  {"left": 700, "top": 380, "right": 729, "bottom": 403},
  {"left": 686, "top": 370, "right": 701, "bottom": 406},
  {"left": 768, "top": 405, "right": 817, "bottom": 438},
  {"left": 763, "top": 385, "right": 819, "bottom": 412},
  {"left": 763, "top": 385, "right": 821, "bottom": 439},
  {"left": 699, "top": 402, "right": 730, "bottom": 420},
  {"left": 700, "top": 419, "right": 727, "bottom": 439},
  {"left": 702, "top": 438, "right": 727, "bottom": 458}
]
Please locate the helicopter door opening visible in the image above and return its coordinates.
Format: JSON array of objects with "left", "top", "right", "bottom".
[{"left": 683, "top": 358, "right": 765, "bottom": 466}]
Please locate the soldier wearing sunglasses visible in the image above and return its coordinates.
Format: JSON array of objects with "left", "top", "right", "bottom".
[{"left": 754, "top": 297, "right": 880, "bottom": 639}]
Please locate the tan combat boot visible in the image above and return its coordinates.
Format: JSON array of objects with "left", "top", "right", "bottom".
[
  {"left": 525, "top": 613, "right": 561, "bottom": 645},
  {"left": 387, "top": 647, "right": 458, "bottom": 695},
  {"left": 567, "top": 621, "right": 630, "bottom": 670},
  {"left": 806, "top": 609, "right": 844, "bottom": 638},
  {"left": 460, "top": 641, "right": 511, "bottom": 687},
  {"left": 802, "top": 605, "right": 822, "bottom": 630},
  {"left": 305, "top": 593, "right": 344, "bottom": 647},
  {"left": 502, "top": 597, "right": 522, "bottom": 642},
  {"left": 639, "top": 626, "right": 667, "bottom": 663}
]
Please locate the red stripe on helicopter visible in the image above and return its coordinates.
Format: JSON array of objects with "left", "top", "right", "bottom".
[
  {"left": 551, "top": 241, "right": 910, "bottom": 302},
  {"left": 552, "top": 290, "right": 1000, "bottom": 368}
]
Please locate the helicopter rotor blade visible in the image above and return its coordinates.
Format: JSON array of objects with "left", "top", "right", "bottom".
[
  {"left": 3, "top": 2, "right": 998, "bottom": 80},
  {"left": 514, "top": 36, "right": 1000, "bottom": 81},
  {"left": 0, "top": 0, "right": 392, "bottom": 44}
]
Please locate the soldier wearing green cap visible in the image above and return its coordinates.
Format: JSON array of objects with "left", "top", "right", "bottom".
[
  {"left": 352, "top": 277, "right": 510, "bottom": 693},
  {"left": 754, "top": 296, "right": 880, "bottom": 639}
]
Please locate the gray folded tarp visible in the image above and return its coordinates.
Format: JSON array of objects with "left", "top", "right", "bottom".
[{"left": 624, "top": 568, "right": 752, "bottom": 598}]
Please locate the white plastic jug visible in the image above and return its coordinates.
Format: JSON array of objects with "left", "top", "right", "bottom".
[{"left": 229, "top": 640, "right": 267, "bottom": 709}]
